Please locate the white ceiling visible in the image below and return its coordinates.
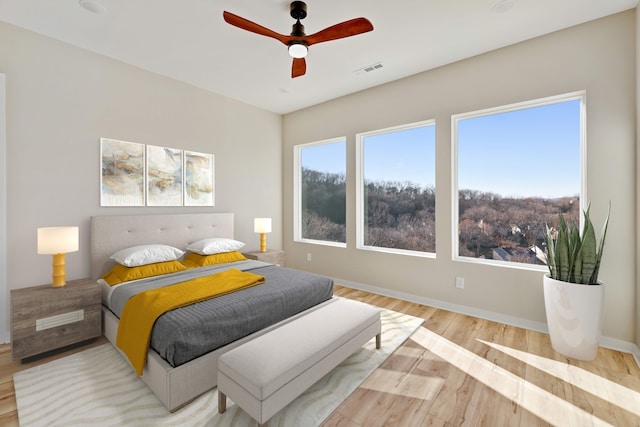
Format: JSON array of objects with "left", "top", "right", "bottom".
[{"left": 0, "top": 0, "right": 637, "bottom": 114}]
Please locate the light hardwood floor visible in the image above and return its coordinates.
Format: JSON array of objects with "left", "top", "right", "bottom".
[
  {"left": 1, "top": 285, "right": 639, "bottom": 426},
  {"left": 324, "top": 286, "right": 640, "bottom": 427}
]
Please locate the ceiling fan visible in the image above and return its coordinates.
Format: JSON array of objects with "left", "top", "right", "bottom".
[{"left": 223, "top": 1, "right": 374, "bottom": 78}]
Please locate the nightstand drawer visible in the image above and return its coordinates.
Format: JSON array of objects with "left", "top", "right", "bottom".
[{"left": 11, "top": 278, "right": 102, "bottom": 360}]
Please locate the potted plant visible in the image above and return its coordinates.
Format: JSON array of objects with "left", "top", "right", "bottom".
[{"left": 543, "top": 205, "right": 609, "bottom": 360}]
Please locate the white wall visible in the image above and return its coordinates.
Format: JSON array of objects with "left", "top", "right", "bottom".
[
  {"left": 636, "top": 7, "right": 640, "bottom": 353},
  {"left": 0, "top": 74, "right": 7, "bottom": 343},
  {"left": 283, "top": 11, "right": 637, "bottom": 346},
  {"left": 0, "top": 22, "right": 283, "bottom": 342}
]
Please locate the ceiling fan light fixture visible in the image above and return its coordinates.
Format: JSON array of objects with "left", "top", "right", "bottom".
[{"left": 288, "top": 42, "right": 308, "bottom": 58}]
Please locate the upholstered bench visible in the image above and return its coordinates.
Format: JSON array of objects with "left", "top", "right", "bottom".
[{"left": 217, "top": 298, "right": 381, "bottom": 426}]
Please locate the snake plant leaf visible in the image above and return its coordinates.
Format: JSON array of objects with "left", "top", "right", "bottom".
[
  {"left": 555, "top": 214, "right": 570, "bottom": 281},
  {"left": 544, "top": 204, "right": 609, "bottom": 285},
  {"left": 578, "top": 207, "right": 597, "bottom": 284},
  {"left": 568, "top": 221, "right": 582, "bottom": 282},
  {"left": 544, "top": 224, "right": 556, "bottom": 278},
  {"left": 590, "top": 203, "right": 610, "bottom": 284}
]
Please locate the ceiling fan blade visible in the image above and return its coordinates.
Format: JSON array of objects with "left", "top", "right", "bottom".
[
  {"left": 223, "top": 11, "right": 292, "bottom": 45},
  {"left": 305, "top": 18, "right": 373, "bottom": 46},
  {"left": 292, "top": 57, "right": 307, "bottom": 78}
]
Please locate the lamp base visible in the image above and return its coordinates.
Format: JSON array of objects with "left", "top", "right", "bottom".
[
  {"left": 51, "top": 253, "right": 67, "bottom": 287},
  {"left": 260, "top": 233, "right": 267, "bottom": 252}
]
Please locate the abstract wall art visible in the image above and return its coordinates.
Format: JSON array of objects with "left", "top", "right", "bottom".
[
  {"left": 184, "top": 150, "right": 214, "bottom": 206},
  {"left": 99, "top": 139, "right": 214, "bottom": 207},
  {"left": 100, "top": 138, "right": 145, "bottom": 206},
  {"left": 146, "top": 145, "right": 183, "bottom": 206}
]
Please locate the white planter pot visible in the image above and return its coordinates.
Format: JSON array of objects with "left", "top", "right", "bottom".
[{"left": 543, "top": 274, "right": 604, "bottom": 361}]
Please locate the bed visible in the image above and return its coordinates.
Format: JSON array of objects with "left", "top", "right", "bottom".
[{"left": 91, "top": 213, "right": 334, "bottom": 412}]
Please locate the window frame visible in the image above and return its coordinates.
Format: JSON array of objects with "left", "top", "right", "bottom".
[
  {"left": 293, "top": 137, "right": 347, "bottom": 248},
  {"left": 451, "top": 91, "right": 587, "bottom": 270},
  {"left": 356, "top": 119, "right": 437, "bottom": 258}
]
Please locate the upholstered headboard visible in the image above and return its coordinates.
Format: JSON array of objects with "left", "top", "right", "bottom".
[{"left": 90, "top": 213, "right": 234, "bottom": 279}]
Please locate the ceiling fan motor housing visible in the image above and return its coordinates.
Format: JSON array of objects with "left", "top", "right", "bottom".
[
  {"left": 291, "top": 21, "right": 306, "bottom": 37},
  {"left": 289, "top": 1, "right": 307, "bottom": 47},
  {"left": 290, "top": 1, "right": 307, "bottom": 20}
]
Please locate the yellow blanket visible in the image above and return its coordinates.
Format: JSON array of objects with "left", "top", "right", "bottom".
[{"left": 116, "top": 268, "right": 265, "bottom": 375}]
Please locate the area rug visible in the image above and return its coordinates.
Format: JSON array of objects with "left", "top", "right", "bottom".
[{"left": 14, "top": 307, "right": 423, "bottom": 427}]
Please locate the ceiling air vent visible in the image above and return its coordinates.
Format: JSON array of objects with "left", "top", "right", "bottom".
[{"left": 354, "top": 62, "right": 383, "bottom": 76}]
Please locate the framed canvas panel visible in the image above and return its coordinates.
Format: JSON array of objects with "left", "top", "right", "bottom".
[
  {"left": 146, "top": 145, "right": 183, "bottom": 206},
  {"left": 100, "top": 138, "right": 145, "bottom": 206},
  {"left": 184, "top": 150, "right": 214, "bottom": 206}
]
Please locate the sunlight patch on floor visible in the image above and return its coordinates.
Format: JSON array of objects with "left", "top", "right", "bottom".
[
  {"left": 411, "top": 326, "right": 614, "bottom": 427},
  {"left": 360, "top": 368, "right": 444, "bottom": 400},
  {"left": 392, "top": 344, "right": 434, "bottom": 359},
  {"left": 479, "top": 339, "right": 640, "bottom": 417}
]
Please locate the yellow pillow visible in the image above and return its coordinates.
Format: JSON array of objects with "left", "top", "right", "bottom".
[
  {"left": 102, "top": 260, "right": 187, "bottom": 286},
  {"left": 181, "top": 251, "right": 247, "bottom": 268}
]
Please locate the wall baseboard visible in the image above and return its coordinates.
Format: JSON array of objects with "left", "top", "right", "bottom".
[
  {"left": 631, "top": 344, "right": 640, "bottom": 369},
  {"left": 335, "top": 276, "right": 640, "bottom": 367}
]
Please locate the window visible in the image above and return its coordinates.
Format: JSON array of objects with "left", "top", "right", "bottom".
[
  {"left": 294, "top": 138, "right": 346, "bottom": 246},
  {"left": 453, "top": 92, "right": 584, "bottom": 267},
  {"left": 357, "top": 121, "right": 436, "bottom": 255}
]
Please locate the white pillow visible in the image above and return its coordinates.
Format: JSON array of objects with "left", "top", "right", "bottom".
[
  {"left": 186, "top": 238, "right": 245, "bottom": 255},
  {"left": 110, "top": 244, "right": 185, "bottom": 267}
]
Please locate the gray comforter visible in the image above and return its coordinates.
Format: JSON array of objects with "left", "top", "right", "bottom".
[{"left": 107, "top": 260, "right": 333, "bottom": 367}]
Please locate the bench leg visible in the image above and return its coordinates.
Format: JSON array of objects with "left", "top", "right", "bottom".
[
  {"left": 376, "top": 332, "right": 381, "bottom": 349},
  {"left": 218, "top": 391, "right": 227, "bottom": 413}
]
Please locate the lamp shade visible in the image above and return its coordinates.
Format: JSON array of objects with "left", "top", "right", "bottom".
[
  {"left": 254, "top": 218, "right": 272, "bottom": 234},
  {"left": 37, "top": 226, "right": 79, "bottom": 254}
]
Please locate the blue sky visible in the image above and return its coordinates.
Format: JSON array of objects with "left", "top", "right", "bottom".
[
  {"left": 458, "top": 99, "right": 581, "bottom": 198},
  {"left": 301, "top": 98, "right": 581, "bottom": 198},
  {"left": 300, "top": 125, "right": 436, "bottom": 188},
  {"left": 361, "top": 125, "right": 435, "bottom": 187},
  {"left": 301, "top": 141, "right": 346, "bottom": 175}
]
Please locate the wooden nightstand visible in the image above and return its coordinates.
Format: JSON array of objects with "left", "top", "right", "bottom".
[
  {"left": 244, "top": 249, "right": 285, "bottom": 266},
  {"left": 11, "top": 278, "right": 102, "bottom": 361}
]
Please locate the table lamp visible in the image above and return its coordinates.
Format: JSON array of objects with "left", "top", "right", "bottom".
[
  {"left": 37, "top": 226, "right": 79, "bottom": 287},
  {"left": 254, "top": 218, "right": 272, "bottom": 252}
]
